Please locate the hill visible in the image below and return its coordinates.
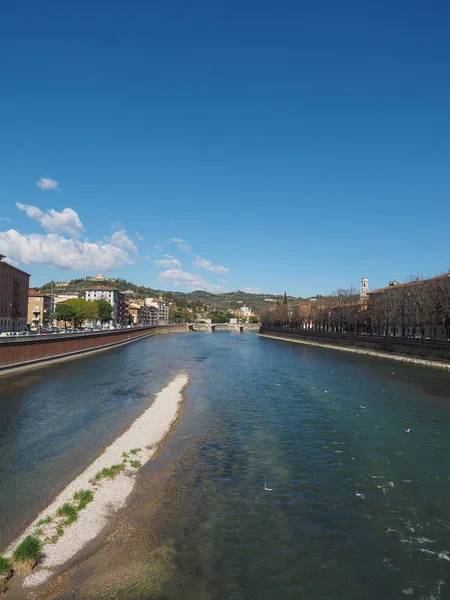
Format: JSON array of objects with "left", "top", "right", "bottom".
[{"left": 38, "top": 277, "right": 299, "bottom": 313}]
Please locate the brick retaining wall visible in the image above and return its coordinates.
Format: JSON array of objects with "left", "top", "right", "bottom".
[{"left": 0, "top": 325, "right": 186, "bottom": 371}]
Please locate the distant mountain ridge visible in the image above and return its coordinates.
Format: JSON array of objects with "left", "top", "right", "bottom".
[{"left": 38, "top": 277, "right": 299, "bottom": 312}]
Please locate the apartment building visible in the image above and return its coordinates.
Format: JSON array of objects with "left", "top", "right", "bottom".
[
  {"left": 145, "top": 298, "right": 169, "bottom": 324},
  {"left": 0, "top": 256, "right": 30, "bottom": 332},
  {"left": 28, "top": 289, "right": 52, "bottom": 331},
  {"left": 85, "top": 286, "right": 130, "bottom": 327}
]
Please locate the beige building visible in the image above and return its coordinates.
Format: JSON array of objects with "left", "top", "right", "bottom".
[
  {"left": 145, "top": 298, "right": 169, "bottom": 324},
  {"left": 28, "top": 289, "right": 52, "bottom": 331},
  {"left": 0, "top": 255, "right": 30, "bottom": 332}
]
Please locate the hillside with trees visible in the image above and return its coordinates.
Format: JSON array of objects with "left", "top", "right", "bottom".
[{"left": 39, "top": 277, "right": 299, "bottom": 313}]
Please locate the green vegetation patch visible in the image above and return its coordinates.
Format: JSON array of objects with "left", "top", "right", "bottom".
[
  {"left": 0, "top": 556, "right": 11, "bottom": 575},
  {"left": 13, "top": 536, "right": 43, "bottom": 563},
  {"left": 130, "top": 448, "right": 141, "bottom": 455},
  {"left": 130, "top": 459, "right": 141, "bottom": 469},
  {"left": 57, "top": 503, "right": 78, "bottom": 525},
  {"left": 37, "top": 515, "right": 52, "bottom": 526},
  {"left": 94, "top": 463, "right": 125, "bottom": 481},
  {"left": 73, "top": 489, "right": 94, "bottom": 510},
  {"left": 33, "top": 527, "right": 43, "bottom": 538}
]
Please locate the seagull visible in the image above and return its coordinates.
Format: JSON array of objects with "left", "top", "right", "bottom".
[
  {"left": 355, "top": 491, "right": 365, "bottom": 499},
  {"left": 264, "top": 482, "right": 273, "bottom": 491},
  {"left": 359, "top": 405, "right": 367, "bottom": 409},
  {"left": 404, "top": 428, "right": 411, "bottom": 433}
]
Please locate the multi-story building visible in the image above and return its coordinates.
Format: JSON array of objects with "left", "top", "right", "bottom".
[
  {"left": 145, "top": 298, "right": 169, "bottom": 324},
  {"left": 85, "top": 286, "right": 119, "bottom": 327},
  {"left": 0, "top": 255, "right": 30, "bottom": 332},
  {"left": 117, "top": 292, "right": 130, "bottom": 327},
  {"left": 368, "top": 273, "right": 450, "bottom": 339},
  {"left": 28, "top": 289, "right": 52, "bottom": 331},
  {"left": 131, "top": 300, "right": 159, "bottom": 325},
  {"left": 85, "top": 286, "right": 130, "bottom": 327}
]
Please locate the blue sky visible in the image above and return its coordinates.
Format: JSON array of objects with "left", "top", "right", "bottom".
[{"left": 1, "top": 0, "right": 449, "bottom": 296}]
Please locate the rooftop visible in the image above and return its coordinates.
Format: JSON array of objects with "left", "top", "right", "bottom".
[
  {"left": 370, "top": 272, "right": 450, "bottom": 294},
  {"left": 29, "top": 289, "right": 50, "bottom": 298}
]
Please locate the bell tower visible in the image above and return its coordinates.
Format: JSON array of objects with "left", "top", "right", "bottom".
[{"left": 360, "top": 277, "right": 369, "bottom": 301}]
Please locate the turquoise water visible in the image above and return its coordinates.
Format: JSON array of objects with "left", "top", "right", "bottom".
[{"left": 1, "top": 332, "right": 450, "bottom": 598}]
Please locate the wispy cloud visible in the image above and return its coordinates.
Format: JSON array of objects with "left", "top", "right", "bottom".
[
  {"left": 194, "top": 255, "right": 229, "bottom": 274},
  {"left": 0, "top": 217, "right": 12, "bottom": 223},
  {"left": 158, "top": 269, "right": 223, "bottom": 292},
  {"left": 167, "top": 238, "right": 191, "bottom": 253},
  {"left": 243, "top": 287, "right": 262, "bottom": 294},
  {"left": 16, "top": 203, "right": 84, "bottom": 237},
  {"left": 155, "top": 243, "right": 163, "bottom": 252},
  {"left": 135, "top": 232, "right": 144, "bottom": 242},
  {"left": 36, "top": 176, "right": 60, "bottom": 191},
  {"left": 154, "top": 254, "right": 182, "bottom": 269}
]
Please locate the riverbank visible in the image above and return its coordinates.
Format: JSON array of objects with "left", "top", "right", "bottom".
[
  {"left": 3, "top": 372, "right": 189, "bottom": 597},
  {"left": 0, "top": 325, "right": 187, "bottom": 377},
  {"left": 258, "top": 332, "right": 450, "bottom": 370}
]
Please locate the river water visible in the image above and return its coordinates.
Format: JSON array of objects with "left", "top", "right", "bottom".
[{"left": 1, "top": 332, "right": 450, "bottom": 599}]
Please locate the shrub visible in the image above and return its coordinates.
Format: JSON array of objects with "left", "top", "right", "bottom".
[
  {"left": 73, "top": 489, "right": 94, "bottom": 510},
  {"left": 130, "top": 460, "right": 141, "bottom": 469},
  {"left": 33, "top": 527, "right": 43, "bottom": 537},
  {"left": 57, "top": 503, "right": 78, "bottom": 525},
  {"left": 0, "top": 556, "right": 11, "bottom": 575},
  {"left": 94, "top": 463, "right": 125, "bottom": 481},
  {"left": 13, "top": 536, "right": 42, "bottom": 563},
  {"left": 130, "top": 448, "right": 141, "bottom": 455},
  {"left": 122, "top": 451, "right": 129, "bottom": 459},
  {"left": 37, "top": 515, "right": 52, "bottom": 526},
  {"left": 56, "top": 527, "right": 64, "bottom": 537}
]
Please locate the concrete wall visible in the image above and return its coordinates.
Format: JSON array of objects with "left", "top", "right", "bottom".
[
  {"left": 0, "top": 325, "right": 185, "bottom": 371},
  {"left": 259, "top": 327, "right": 450, "bottom": 362}
]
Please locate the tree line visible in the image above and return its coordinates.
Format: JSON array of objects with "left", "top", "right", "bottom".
[
  {"left": 55, "top": 299, "right": 113, "bottom": 328},
  {"left": 260, "top": 274, "right": 450, "bottom": 340}
]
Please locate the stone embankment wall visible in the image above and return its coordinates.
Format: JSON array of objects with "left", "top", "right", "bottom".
[
  {"left": 0, "top": 325, "right": 185, "bottom": 372},
  {"left": 259, "top": 328, "right": 450, "bottom": 363}
]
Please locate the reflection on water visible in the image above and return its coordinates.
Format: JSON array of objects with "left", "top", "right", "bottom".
[{"left": 2, "top": 332, "right": 450, "bottom": 599}]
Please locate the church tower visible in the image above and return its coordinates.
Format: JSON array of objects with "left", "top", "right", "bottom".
[{"left": 360, "top": 277, "right": 369, "bottom": 301}]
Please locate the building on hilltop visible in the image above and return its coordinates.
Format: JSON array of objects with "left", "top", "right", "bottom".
[
  {"left": 0, "top": 255, "right": 30, "bottom": 332},
  {"left": 28, "top": 289, "right": 52, "bottom": 331},
  {"left": 86, "top": 273, "right": 108, "bottom": 282}
]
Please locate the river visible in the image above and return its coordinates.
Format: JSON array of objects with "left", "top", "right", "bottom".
[{"left": 1, "top": 331, "right": 450, "bottom": 599}]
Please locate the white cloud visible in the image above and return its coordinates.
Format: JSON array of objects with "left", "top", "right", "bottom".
[
  {"left": 0, "top": 217, "right": 12, "bottom": 223},
  {"left": 155, "top": 243, "right": 163, "bottom": 252},
  {"left": 158, "top": 269, "right": 223, "bottom": 292},
  {"left": 167, "top": 238, "right": 191, "bottom": 253},
  {"left": 244, "top": 287, "right": 262, "bottom": 294},
  {"left": 135, "top": 232, "right": 144, "bottom": 242},
  {"left": 194, "top": 255, "right": 229, "bottom": 274},
  {"left": 109, "top": 229, "right": 138, "bottom": 255},
  {"left": 16, "top": 203, "right": 84, "bottom": 236},
  {"left": 154, "top": 254, "right": 182, "bottom": 269},
  {"left": 0, "top": 229, "right": 135, "bottom": 271},
  {"left": 36, "top": 176, "right": 60, "bottom": 191}
]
